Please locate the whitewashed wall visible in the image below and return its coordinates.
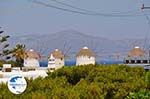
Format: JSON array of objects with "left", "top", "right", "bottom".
[
  {"left": 76, "top": 56, "right": 95, "bottom": 66},
  {"left": 24, "top": 58, "right": 40, "bottom": 67},
  {"left": 48, "top": 59, "right": 56, "bottom": 68},
  {"left": 55, "top": 59, "right": 64, "bottom": 69},
  {"left": 48, "top": 59, "right": 64, "bottom": 69}
]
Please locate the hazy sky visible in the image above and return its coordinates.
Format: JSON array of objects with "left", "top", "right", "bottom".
[{"left": 1, "top": 0, "right": 150, "bottom": 39}]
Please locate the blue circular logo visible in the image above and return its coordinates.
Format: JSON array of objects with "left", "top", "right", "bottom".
[{"left": 7, "top": 75, "right": 27, "bottom": 94}]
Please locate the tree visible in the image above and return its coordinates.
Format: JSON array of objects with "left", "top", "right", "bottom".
[
  {"left": 0, "top": 27, "right": 11, "bottom": 60},
  {"left": 145, "top": 71, "right": 150, "bottom": 89},
  {"left": 12, "top": 44, "right": 26, "bottom": 69}
]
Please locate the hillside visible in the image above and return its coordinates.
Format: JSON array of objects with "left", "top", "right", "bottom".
[{"left": 8, "top": 30, "right": 149, "bottom": 60}]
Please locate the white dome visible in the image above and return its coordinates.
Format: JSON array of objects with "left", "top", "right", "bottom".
[
  {"left": 55, "top": 49, "right": 59, "bottom": 51},
  {"left": 29, "top": 49, "right": 34, "bottom": 52},
  {"left": 134, "top": 46, "right": 140, "bottom": 49},
  {"left": 83, "top": 46, "right": 88, "bottom": 49}
]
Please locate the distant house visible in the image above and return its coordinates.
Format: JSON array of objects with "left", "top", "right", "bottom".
[
  {"left": 124, "top": 46, "right": 150, "bottom": 66},
  {"left": 24, "top": 49, "right": 40, "bottom": 68},
  {"left": 48, "top": 49, "right": 64, "bottom": 70},
  {"left": 76, "top": 47, "right": 95, "bottom": 65}
]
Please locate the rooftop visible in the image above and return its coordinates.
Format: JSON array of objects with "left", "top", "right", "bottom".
[
  {"left": 128, "top": 46, "right": 145, "bottom": 57},
  {"left": 76, "top": 47, "right": 95, "bottom": 57},
  {"left": 49, "top": 49, "right": 64, "bottom": 59},
  {"left": 25, "top": 49, "right": 40, "bottom": 59}
]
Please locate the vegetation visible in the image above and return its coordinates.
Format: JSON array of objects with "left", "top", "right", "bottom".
[
  {"left": 0, "top": 27, "right": 26, "bottom": 67},
  {"left": 0, "top": 65, "right": 150, "bottom": 99},
  {"left": 126, "top": 90, "right": 150, "bottom": 99},
  {"left": 11, "top": 44, "right": 26, "bottom": 68},
  {"left": 0, "top": 27, "right": 17, "bottom": 67},
  {"left": 0, "top": 27, "right": 11, "bottom": 61}
]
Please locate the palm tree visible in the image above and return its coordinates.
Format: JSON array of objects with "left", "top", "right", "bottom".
[{"left": 12, "top": 44, "right": 26, "bottom": 70}]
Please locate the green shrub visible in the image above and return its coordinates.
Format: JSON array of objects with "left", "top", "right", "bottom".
[
  {"left": 126, "top": 90, "right": 150, "bottom": 99},
  {"left": 0, "top": 65, "right": 148, "bottom": 99}
]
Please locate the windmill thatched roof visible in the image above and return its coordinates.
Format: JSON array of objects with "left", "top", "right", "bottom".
[
  {"left": 50, "top": 49, "right": 64, "bottom": 59},
  {"left": 25, "top": 49, "right": 40, "bottom": 59},
  {"left": 128, "top": 46, "right": 145, "bottom": 57},
  {"left": 76, "top": 47, "right": 95, "bottom": 57}
]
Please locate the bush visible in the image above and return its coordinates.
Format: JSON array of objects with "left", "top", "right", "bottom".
[
  {"left": 0, "top": 65, "right": 148, "bottom": 99},
  {"left": 126, "top": 90, "right": 150, "bottom": 99}
]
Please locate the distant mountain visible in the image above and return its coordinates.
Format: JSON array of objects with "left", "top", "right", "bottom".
[{"left": 8, "top": 30, "right": 150, "bottom": 60}]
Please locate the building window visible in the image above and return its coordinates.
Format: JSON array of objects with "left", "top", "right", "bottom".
[
  {"left": 50, "top": 68, "right": 55, "bottom": 70},
  {"left": 49, "top": 59, "right": 55, "bottom": 61},
  {"left": 125, "top": 60, "right": 129, "bottom": 64},
  {"left": 143, "top": 60, "right": 148, "bottom": 64},
  {"left": 131, "top": 60, "right": 135, "bottom": 64},
  {"left": 136, "top": 60, "right": 141, "bottom": 64}
]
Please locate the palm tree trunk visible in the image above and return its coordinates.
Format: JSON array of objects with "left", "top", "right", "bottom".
[{"left": 16, "top": 58, "right": 24, "bottom": 70}]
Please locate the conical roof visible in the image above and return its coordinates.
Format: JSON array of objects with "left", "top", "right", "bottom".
[
  {"left": 25, "top": 49, "right": 40, "bottom": 59},
  {"left": 76, "top": 47, "right": 95, "bottom": 57},
  {"left": 50, "top": 49, "right": 64, "bottom": 59},
  {"left": 128, "top": 46, "right": 145, "bottom": 57}
]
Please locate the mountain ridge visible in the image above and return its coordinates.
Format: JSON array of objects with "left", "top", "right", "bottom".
[{"left": 8, "top": 30, "right": 150, "bottom": 60}]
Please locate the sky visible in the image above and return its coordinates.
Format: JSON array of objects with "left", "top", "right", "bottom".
[{"left": 0, "top": 0, "right": 150, "bottom": 39}]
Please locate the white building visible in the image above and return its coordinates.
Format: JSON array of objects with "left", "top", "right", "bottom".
[
  {"left": 48, "top": 49, "right": 64, "bottom": 70},
  {"left": 23, "top": 49, "right": 40, "bottom": 68},
  {"left": 124, "top": 46, "right": 150, "bottom": 66},
  {"left": 76, "top": 47, "right": 95, "bottom": 66},
  {"left": 0, "top": 70, "right": 48, "bottom": 83}
]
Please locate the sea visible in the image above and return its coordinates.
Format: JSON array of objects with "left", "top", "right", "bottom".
[{"left": 40, "top": 60, "right": 123, "bottom": 67}]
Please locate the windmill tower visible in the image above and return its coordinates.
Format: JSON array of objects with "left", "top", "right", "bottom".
[
  {"left": 76, "top": 46, "right": 95, "bottom": 66},
  {"left": 48, "top": 49, "right": 64, "bottom": 70}
]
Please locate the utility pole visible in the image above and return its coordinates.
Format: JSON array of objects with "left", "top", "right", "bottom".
[
  {"left": 141, "top": 4, "right": 150, "bottom": 10},
  {"left": 141, "top": 4, "right": 150, "bottom": 58}
]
